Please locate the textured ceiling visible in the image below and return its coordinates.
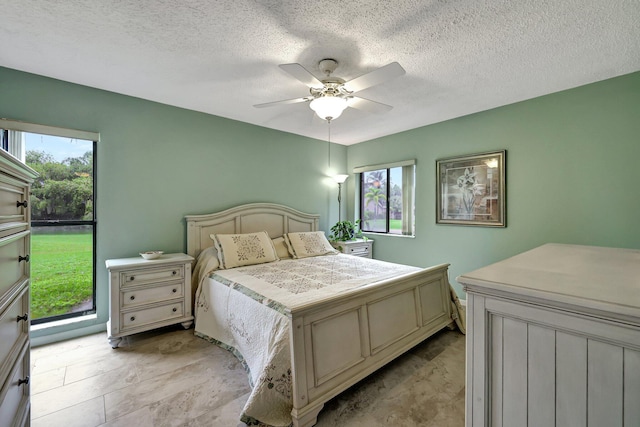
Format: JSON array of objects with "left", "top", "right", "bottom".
[{"left": 1, "top": 0, "right": 639, "bottom": 145}]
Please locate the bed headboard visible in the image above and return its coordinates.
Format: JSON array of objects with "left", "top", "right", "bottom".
[{"left": 185, "top": 203, "right": 319, "bottom": 258}]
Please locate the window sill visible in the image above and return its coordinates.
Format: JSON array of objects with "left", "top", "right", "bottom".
[
  {"left": 362, "top": 232, "right": 415, "bottom": 239},
  {"left": 31, "top": 314, "right": 106, "bottom": 347}
]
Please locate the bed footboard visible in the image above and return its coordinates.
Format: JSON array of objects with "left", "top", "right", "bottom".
[{"left": 287, "top": 263, "right": 452, "bottom": 427}]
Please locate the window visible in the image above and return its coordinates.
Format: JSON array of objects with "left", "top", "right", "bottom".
[
  {"left": 356, "top": 160, "right": 415, "bottom": 236},
  {"left": 26, "top": 133, "right": 96, "bottom": 324},
  {"left": 1, "top": 119, "right": 98, "bottom": 326}
]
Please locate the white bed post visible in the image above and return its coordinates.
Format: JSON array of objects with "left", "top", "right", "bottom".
[{"left": 288, "top": 312, "right": 324, "bottom": 427}]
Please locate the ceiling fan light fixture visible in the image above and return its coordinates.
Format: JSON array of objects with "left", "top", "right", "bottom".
[{"left": 310, "top": 96, "right": 348, "bottom": 121}]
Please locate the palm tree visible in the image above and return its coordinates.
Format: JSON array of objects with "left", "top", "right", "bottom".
[
  {"left": 364, "top": 187, "right": 387, "bottom": 223},
  {"left": 366, "top": 170, "right": 386, "bottom": 188}
]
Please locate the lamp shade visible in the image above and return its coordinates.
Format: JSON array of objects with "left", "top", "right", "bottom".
[
  {"left": 310, "top": 96, "right": 348, "bottom": 121},
  {"left": 333, "top": 174, "right": 349, "bottom": 184}
]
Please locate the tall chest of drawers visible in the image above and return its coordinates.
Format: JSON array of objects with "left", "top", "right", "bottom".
[
  {"left": 106, "top": 253, "right": 194, "bottom": 348},
  {"left": 0, "top": 149, "right": 37, "bottom": 426},
  {"left": 459, "top": 244, "right": 640, "bottom": 427}
]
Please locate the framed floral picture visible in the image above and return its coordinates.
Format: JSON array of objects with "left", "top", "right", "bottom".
[{"left": 436, "top": 150, "right": 506, "bottom": 227}]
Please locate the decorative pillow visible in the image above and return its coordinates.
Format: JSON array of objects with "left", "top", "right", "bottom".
[
  {"left": 284, "top": 231, "right": 339, "bottom": 259},
  {"left": 272, "top": 237, "right": 292, "bottom": 259},
  {"left": 211, "top": 231, "right": 279, "bottom": 269}
]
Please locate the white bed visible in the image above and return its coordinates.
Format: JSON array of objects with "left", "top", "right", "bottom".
[{"left": 186, "top": 203, "right": 458, "bottom": 426}]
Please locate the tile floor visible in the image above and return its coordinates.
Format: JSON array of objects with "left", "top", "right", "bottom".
[{"left": 30, "top": 326, "right": 465, "bottom": 426}]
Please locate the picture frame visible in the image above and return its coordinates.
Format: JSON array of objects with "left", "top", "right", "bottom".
[{"left": 436, "top": 150, "right": 506, "bottom": 227}]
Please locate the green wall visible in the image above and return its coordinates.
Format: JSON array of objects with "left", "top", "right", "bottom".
[
  {"left": 0, "top": 67, "right": 347, "bottom": 342},
  {"left": 347, "top": 71, "right": 640, "bottom": 297}
]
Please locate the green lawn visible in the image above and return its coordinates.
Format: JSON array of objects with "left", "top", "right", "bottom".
[
  {"left": 364, "top": 219, "right": 403, "bottom": 233},
  {"left": 30, "top": 232, "right": 93, "bottom": 320}
]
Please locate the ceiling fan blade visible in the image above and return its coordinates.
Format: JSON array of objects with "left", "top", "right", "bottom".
[
  {"left": 253, "top": 96, "right": 313, "bottom": 108},
  {"left": 279, "top": 63, "right": 324, "bottom": 89},
  {"left": 347, "top": 96, "right": 393, "bottom": 114},
  {"left": 342, "top": 62, "right": 406, "bottom": 93}
]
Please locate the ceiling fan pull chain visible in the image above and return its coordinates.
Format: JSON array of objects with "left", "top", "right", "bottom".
[{"left": 327, "top": 119, "right": 331, "bottom": 169}]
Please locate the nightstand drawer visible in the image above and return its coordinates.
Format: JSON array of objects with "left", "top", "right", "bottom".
[
  {"left": 121, "top": 302, "right": 184, "bottom": 330},
  {"left": 346, "top": 245, "right": 370, "bottom": 257},
  {"left": 331, "top": 239, "right": 373, "bottom": 259},
  {"left": 121, "top": 282, "right": 184, "bottom": 308},
  {"left": 120, "top": 265, "right": 184, "bottom": 287}
]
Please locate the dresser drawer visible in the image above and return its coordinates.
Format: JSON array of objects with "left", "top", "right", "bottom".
[
  {"left": 0, "top": 233, "right": 29, "bottom": 298},
  {"left": 0, "top": 342, "right": 30, "bottom": 427},
  {"left": 0, "top": 287, "right": 29, "bottom": 372},
  {"left": 0, "top": 174, "right": 28, "bottom": 228},
  {"left": 120, "top": 265, "right": 185, "bottom": 288},
  {"left": 121, "top": 302, "right": 184, "bottom": 330},
  {"left": 121, "top": 282, "right": 184, "bottom": 308},
  {"left": 0, "top": 222, "right": 28, "bottom": 241}
]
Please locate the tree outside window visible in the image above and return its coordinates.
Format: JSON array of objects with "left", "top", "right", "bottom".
[{"left": 27, "top": 150, "right": 93, "bottom": 221}]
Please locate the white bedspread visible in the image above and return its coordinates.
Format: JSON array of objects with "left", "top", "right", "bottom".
[{"left": 193, "top": 254, "right": 446, "bottom": 426}]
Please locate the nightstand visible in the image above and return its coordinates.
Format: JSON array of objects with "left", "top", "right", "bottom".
[
  {"left": 105, "top": 253, "right": 194, "bottom": 348},
  {"left": 331, "top": 239, "right": 374, "bottom": 258}
]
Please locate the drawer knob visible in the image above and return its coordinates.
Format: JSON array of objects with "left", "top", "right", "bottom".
[
  {"left": 130, "top": 316, "right": 136, "bottom": 322},
  {"left": 18, "top": 255, "right": 30, "bottom": 263},
  {"left": 16, "top": 313, "right": 28, "bottom": 322},
  {"left": 16, "top": 200, "right": 28, "bottom": 208},
  {"left": 172, "top": 307, "right": 177, "bottom": 312},
  {"left": 18, "top": 376, "right": 29, "bottom": 386},
  {"left": 172, "top": 271, "right": 177, "bottom": 275},
  {"left": 172, "top": 288, "right": 177, "bottom": 293},
  {"left": 130, "top": 295, "right": 135, "bottom": 300},
  {"left": 129, "top": 276, "right": 135, "bottom": 281}
]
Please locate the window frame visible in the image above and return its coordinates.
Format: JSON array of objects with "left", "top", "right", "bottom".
[{"left": 355, "top": 159, "right": 416, "bottom": 237}]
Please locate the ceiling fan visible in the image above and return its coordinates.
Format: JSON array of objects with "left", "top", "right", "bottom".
[{"left": 254, "top": 59, "right": 406, "bottom": 121}]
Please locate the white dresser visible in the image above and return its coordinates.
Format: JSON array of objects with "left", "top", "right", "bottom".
[
  {"left": 458, "top": 243, "right": 640, "bottom": 427},
  {"left": 330, "top": 238, "right": 373, "bottom": 258},
  {"left": 106, "top": 253, "right": 194, "bottom": 348},
  {"left": 0, "top": 150, "right": 37, "bottom": 426}
]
